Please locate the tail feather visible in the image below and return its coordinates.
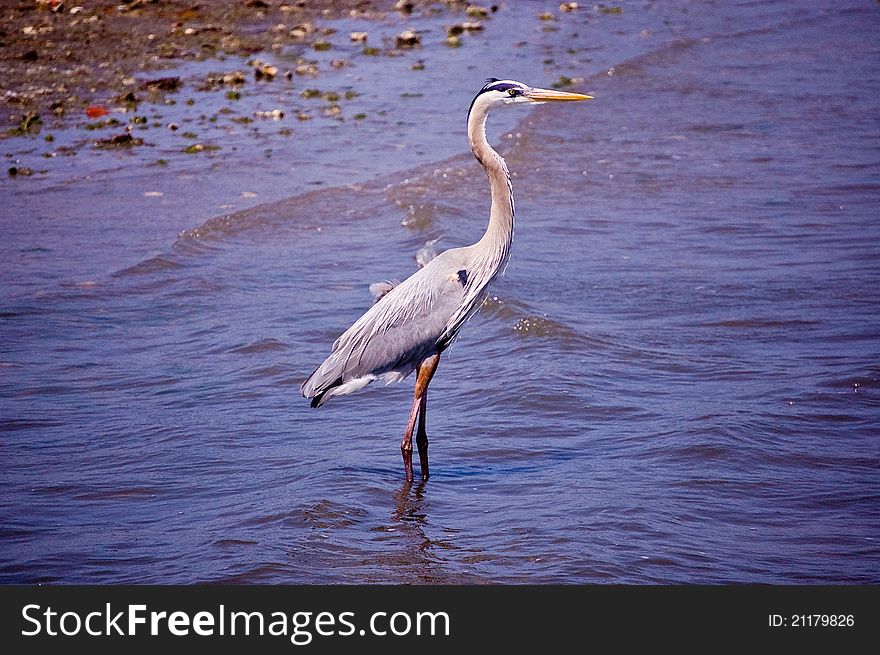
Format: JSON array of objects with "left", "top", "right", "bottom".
[
  {"left": 304, "top": 375, "right": 341, "bottom": 408},
  {"left": 301, "top": 358, "right": 343, "bottom": 407}
]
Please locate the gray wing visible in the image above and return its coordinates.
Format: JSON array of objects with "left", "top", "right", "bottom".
[{"left": 302, "top": 254, "right": 470, "bottom": 406}]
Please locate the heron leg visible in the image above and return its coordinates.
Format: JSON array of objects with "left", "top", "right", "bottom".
[
  {"left": 400, "top": 353, "right": 440, "bottom": 482},
  {"left": 416, "top": 391, "right": 429, "bottom": 481}
]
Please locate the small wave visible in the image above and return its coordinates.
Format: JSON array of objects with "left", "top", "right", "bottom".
[
  {"left": 513, "top": 314, "right": 576, "bottom": 339},
  {"left": 74, "top": 487, "right": 160, "bottom": 501},
  {"left": 114, "top": 255, "right": 183, "bottom": 277},
  {"left": 693, "top": 318, "right": 819, "bottom": 329},
  {"left": 228, "top": 338, "right": 289, "bottom": 355}
]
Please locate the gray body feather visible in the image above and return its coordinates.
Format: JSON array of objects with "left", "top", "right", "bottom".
[{"left": 302, "top": 246, "right": 496, "bottom": 407}]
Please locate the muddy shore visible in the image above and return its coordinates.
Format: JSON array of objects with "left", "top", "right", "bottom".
[{"left": 1, "top": 1, "right": 523, "bottom": 141}]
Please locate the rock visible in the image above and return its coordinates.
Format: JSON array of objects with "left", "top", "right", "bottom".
[
  {"left": 251, "top": 60, "right": 278, "bottom": 79},
  {"left": 8, "top": 112, "right": 42, "bottom": 136},
  {"left": 223, "top": 71, "right": 247, "bottom": 85},
  {"left": 395, "top": 30, "right": 421, "bottom": 48},
  {"left": 559, "top": 2, "right": 578, "bottom": 11},
  {"left": 289, "top": 23, "right": 315, "bottom": 39},
  {"left": 295, "top": 64, "right": 318, "bottom": 76},
  {"left": 139, "top": 77, "right": 182, "bottom": 92},
  {"left": 94, "top": 125, "right": 143, "bottom": 147},
  {"left": 349, "top": 31, "right": 368, "bottom": 42},
  {"left": 8, "top": 166, "right": 36, "bottom": 177},
  {"left": 254, "top": 109, "right": 284, "bottom": 120}
]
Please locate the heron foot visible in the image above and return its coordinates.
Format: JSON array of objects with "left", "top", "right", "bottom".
[
  {"left": 401, "top": 445, "right": 414, "bottom": 483},
  {"left": 416, "top": 431, "right": 429, "bottom": 481}
]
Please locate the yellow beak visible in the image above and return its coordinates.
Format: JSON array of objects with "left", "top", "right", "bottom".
[{"left": 525, "top": 87, "right": 593, "bottom": 102}]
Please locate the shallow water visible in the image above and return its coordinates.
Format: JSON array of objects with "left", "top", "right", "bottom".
[{"left": 2, "top": 1, "right": 879, "bottom": 583}]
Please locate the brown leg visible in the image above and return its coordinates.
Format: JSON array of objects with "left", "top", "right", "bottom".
[
  {"left": 416, "top": 391, "right": 429, "bottom": 480},
  {"left": 400, "top": 353, "right": 440, "bottom": 482}
]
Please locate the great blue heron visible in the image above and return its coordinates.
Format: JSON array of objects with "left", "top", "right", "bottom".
[{"left": 302, "top": 79, "right": 591, "bottom": 481}]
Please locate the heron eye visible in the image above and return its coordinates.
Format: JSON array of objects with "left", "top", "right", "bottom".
[{"left": 508, "top": 88, "right": 518, "bottom": 97}]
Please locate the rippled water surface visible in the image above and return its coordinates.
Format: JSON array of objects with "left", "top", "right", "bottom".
[{"left": 2, "top": 1, "right": 879, "bottom": 583}]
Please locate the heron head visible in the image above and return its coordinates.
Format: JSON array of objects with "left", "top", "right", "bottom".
[{"left": 474, "top": 78, "right": 592, "bottom": 108}]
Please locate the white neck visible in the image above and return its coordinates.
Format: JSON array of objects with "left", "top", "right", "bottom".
[{"left": 467, "top": 98, "right": 515, "bottom": 278}]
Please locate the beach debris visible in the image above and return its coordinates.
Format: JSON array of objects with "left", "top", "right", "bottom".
[
  {"left": 8, "top": 111, "right": 42, "bottom": 136},
  {"left": 183, "top": 143, "right": 220, "bottom": 154},
  {"left": 220, "top": 70, "right": 247, "bottom": 86},
  {"left": 139, "top": 77, "right": 182, "bottom": 92},
  {"left": 295, "top": 63, "right": 318, "bottom": 76},
  {"left": 251, "top": 60, "right": 278, "bottom": 79},
  {"left": 349, "top": 31, "right": 368, "bottom": 43},
  {"left": 254, "top": 109, "right": 284, "bottom": 120},
  {"left": 113, "top": 91, "right": 140, "bottom": 109},
  {"left": 395, "top": 30, "right": 421, "bottom": 48},
  {"left": 36, "top": 0, "right": 65, "bottom": 12},
  {"left": 22, "top": 24, "right": 53, "bottom": 36},
  {"left": 552, "top": 75, "right": 576, "bottom": 88},
  {"left": 85, "top": 105, "right": 109, "bottom": 119},
  {"left": 538, "top": 11, "right": 554, "bottom": 21},
  {"left": 411, "top": 60, "right": 425, "bottom": 70},
  {"left": 94, "top": 125, "right": 143, "bottom": 147},
  {"left": 84, "top": 117, "right": 120, "bottom": 130},
  {"left": 289, "top": 23, "right": 315, "bottom": 40},
  {"left": 212, "top": 70, "right": 247, "bottom": 86}
]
